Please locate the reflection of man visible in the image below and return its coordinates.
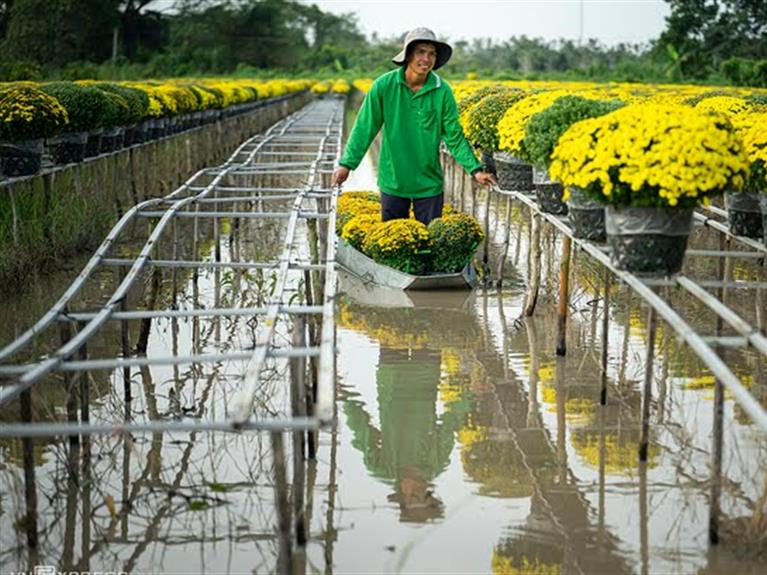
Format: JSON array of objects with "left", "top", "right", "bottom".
[{"left": 343, "top": 347, "right": 469, "bottom": 522}]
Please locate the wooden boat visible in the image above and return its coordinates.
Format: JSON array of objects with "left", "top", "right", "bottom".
[{"left": 335, "top": 236, "right": 478, "bottom": 290}]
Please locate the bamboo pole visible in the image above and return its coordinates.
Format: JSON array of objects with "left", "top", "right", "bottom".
[
  {"left": 639, "top": 306, "right": 658, "bottom": 461},
  {"left": 523, "top": 212, "right": 541, "bottom": 316},
  {"left": 600, "top": 269, "right": 611, "bottom": 406},
  {"left": 556, "top": 235, "right": 572, "bottom": 356}
]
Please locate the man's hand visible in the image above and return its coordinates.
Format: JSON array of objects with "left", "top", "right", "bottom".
[
  {"left": 473, "top": 170, "right": 497, "bottom": 187},
  {"left": 332, "top": 166, "right": 350, "bottom": 187}
]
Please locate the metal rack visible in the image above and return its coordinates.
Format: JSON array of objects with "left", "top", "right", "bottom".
[
  {"left": 441, "top": 150, "right": 767, "bottom": 545},
  {"left": 0, "top": 97, "right": 343, "bottom": 438}
]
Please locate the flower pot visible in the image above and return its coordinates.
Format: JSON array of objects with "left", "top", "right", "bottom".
[
  {"left": 49, "top": 131, "right": 87, "bottom": 165},
  {"left": 605, "top": 206, "right": 693, "bottom": 276},
  {"left": 85, "top": 128, "right": 103, "bottom": 157},
  {"left": 100, "top": 127, "right": 124, "bottom": 153},
  {"left": 567, "top": 187, "right": 605, "bottom": 241},
  {"left": 759, "top": 194, "right": 767, "bottom": 248},
  {"left": 535, "top": 181, "right": 568, "bottom": 215},
  {"left": 480, "top": 149, "right": 497, "bottom": 177},
  {"left": 494, "top": 152, "right": 534, "bottom": 192},
  {"left": 725, "top": 190, "right": 762, "bottom": 238},
  {"left": 148, "top": 118, "right": 166, "bottom": 140},
  {"left": 123, "top": 124, "right": 137, "bottom": 147},
  {"left": 133, "top": 121, "right": 150, "bottom": 144},
  {"left": 0, "top": 139, "right": 44, "bottom": 177}
]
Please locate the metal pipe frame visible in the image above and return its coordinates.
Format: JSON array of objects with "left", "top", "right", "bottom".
[
  {"left": 0, "top": 98, "right": 344, "bottom": 440},
  {"left": 488, "top": 183, "right": 767, "bottom": 433}
]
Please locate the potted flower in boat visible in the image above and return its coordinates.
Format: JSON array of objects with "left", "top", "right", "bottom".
[
  {"left": 524, "top": 95, "right": 624, "bottom": 239},
  {"left": 550, "top": 104, "right": 748, "bottom": 275},
  {"left": 0, "top": 85, "right": 68, "bottom": 177}
]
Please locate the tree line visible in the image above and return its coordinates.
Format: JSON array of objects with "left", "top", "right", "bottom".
[{"left": 0, "top": 0, "right": 765, "bottom": 86}]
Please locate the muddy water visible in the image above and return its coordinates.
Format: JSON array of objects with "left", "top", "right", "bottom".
[{"left": 2, "top": 109, "right": 767, "bottom": 574}]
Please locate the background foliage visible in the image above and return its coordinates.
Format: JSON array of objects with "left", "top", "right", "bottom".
[{"left": 0, "top": 0, "right": 766, "bottom": 86}]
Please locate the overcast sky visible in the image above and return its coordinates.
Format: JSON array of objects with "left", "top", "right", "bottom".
[{"left": 304, "top": 0, "right": 670, "bottom": 46}]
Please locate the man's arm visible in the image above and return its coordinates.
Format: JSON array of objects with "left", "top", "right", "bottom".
[
  {"left": 441, "top": 86, "right": 496, "bottom": 187},
  {"left": 333, "top": 82, "right": 384, "bottom": 186}
]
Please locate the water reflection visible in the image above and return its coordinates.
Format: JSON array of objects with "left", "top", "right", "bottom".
[{"left": 338, "top": 280, "right": 480, "bottom": 524}]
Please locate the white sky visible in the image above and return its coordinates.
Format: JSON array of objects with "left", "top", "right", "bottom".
[{"left": 304, "top": 0, "right": 671, "bottom": 46}]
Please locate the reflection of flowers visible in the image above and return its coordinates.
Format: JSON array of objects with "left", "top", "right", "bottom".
[
  {"left": 571, "top": 429, "right": 659, "bottom": 475},
  {"left": 338, "top": 298, "right": 483, "bottom": 350},
  {"left": 492, "top": 553, "right": 561, "bottom": 575}
]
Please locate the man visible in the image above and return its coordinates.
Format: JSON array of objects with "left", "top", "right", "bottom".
[{"left": 331, "top": 27, "right": 496, "bottom": 225}]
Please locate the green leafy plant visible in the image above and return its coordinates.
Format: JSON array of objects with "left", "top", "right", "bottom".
[
  {"left": 40, "top": 82, "right": 107, "bottom": 132},
  {"left": 463, "top": 88, "right": 526, "bottom": 151},
  {"left": 427, "top": 213, "right": 484, "bottom": 273},
  {"left": 524, "top": 95, "right": 624, "bottom": 169},
  {"left": 0, "top": 85, "right": 68, "bottom": 140},
  {"left": 92, "top": 83, "right": 150, "bottom": 124}
]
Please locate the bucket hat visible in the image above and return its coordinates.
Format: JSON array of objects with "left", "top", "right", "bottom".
[{"left": 392, "top": 27, "right": 452, "bottom": 70}]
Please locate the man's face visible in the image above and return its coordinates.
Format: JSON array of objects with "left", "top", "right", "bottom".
[{"left": 407, "top": 42, "right": 437, "bottom": 75}]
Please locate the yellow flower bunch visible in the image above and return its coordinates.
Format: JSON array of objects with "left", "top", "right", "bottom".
[
  {"left": 336, "top": 192, "right": 380, "bottom": 234},
  {"left": 362, "top": 219, "right": 430, "bottom": 273},
  {"left": 352, "top": 79, "right": 373, "bottom": 94},
  {"left": 497, "top": 90, "right": 567, "bottom": 156},
  {"left": 550, "top": 104, "right": 749, "bottom": 207},
  {"left": 739, "top": 112, "right": 767, "bottom": 189},
  {"left": 311, "top": 81, "right": 331, "bottom": 94},
  {"left": 331, "top": 79, "right": 351, "bottom": 94},
  {"left": 341, "top": 213, "right": 379, "bottom": 250},
  {"left": 0, "top": 85, "right": 69, "bottom": 140},
  {"left": 695, "top": 95, "right": 753, "bottom": 117}
]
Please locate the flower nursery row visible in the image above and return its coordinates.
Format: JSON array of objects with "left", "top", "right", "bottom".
[
  {"left": 353, "top": 78, "right": 767, "bottom": 275},
  {"left": 0, "top": 77, "right": 351, "bottom": 178},
  {"left": 336, "top": 191, "right": 484, "bottom": 275}
]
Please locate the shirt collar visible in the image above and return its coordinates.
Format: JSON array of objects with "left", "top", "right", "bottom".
[{"left": 397, "top": 66, "right": 440, "bottom": 96}]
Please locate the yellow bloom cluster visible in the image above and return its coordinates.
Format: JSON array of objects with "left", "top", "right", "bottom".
[
  {"left": 695, "top": 95, "right": 753, "bottom": 117},
  {"left": 739, "top": 112, "right": 767, "bottom": 189},
  {"left": 497, "top": 90, "right": 567, "bottom": 155},
  {"left": 363, "top": 218, "right": 430, "bottom": 256},
  {"left": 341, "top": 213, "right": 379, "bottom": 249},
  {"left": 549, "top": 104, "right": 748, "bottom": 207},
  {"left": 352, "top": 79, "right": 373, "bottom": 94},
  {"left": 0, "top": 85, "right": 69, "bottom": 140}
]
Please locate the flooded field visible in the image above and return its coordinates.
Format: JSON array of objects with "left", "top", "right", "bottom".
[{"left": 2, "top": 102, "right": 767, "bottom": 574}]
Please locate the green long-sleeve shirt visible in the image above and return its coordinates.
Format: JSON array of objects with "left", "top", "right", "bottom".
[{"left": 340, "top": 67, "right": 482, "bottom": 199}]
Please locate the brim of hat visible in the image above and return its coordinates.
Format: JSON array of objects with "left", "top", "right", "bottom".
[{"left": 392, "top": 41, "right": 452, "bottom": 70}]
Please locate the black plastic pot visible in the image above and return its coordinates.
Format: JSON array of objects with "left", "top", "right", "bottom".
[
  {"left": 49, "top": 131, "right": 87, "bottom": 165},
  {"left": 567, "top": 188, "right": 605, "bottom": 241},
  {"left": 0, "top": 139, "right": 43, "bottom": 177},
  {"left": 605, "top": 206, "right": 693, "bottom": 276},
  {"left": 725, "top": 191, "right": 763, "bottom": 238},
  {"left": 494, "top": 152, "right": 534, "bottom": 192},
  {"left": 535, "top": 182, "right": 568, "bottom": 215}
]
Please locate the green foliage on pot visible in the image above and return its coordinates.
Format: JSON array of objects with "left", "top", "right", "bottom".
[
  {"left": 92, "top": 83, "right": 149, "bottom": 124},
  {"left": 427, "top": 213, "right": 484, "bottom": 273},
  {"left": 97, "top": 91, "right": 132, "bottom": 129},
  {"left": 525, "top": 95, "right": 624, "bottom": 169},
  {"left": 457, "top": 84, "right": 510, "bottom": 115},
  {"left": 0, "top": 85, "right": 69, "bottom": 140},
  {"left": 463, "top": 88, "right": 525, "bottom": 151},
  {"left": 40, "top": 82, "right": 106, "bottom": 132}
]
